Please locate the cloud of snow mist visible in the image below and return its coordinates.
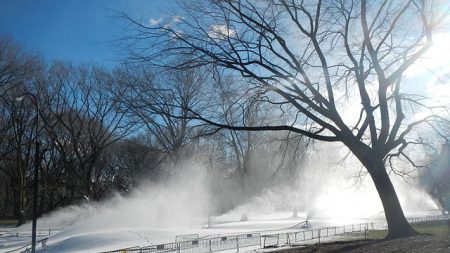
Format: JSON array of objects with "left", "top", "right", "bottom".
[
  {"left": 17, "top": 141, "right": 440, "bottom": 235},
  {"left": 33, "top": 159, "right": 211, "bottom": 232},
  {"left": 227, "top": 142, "right": 439, "bottom": 221}
]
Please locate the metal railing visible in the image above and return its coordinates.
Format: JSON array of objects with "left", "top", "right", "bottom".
[
  {"left": 1, "top": 228, "right": 58, "bottom": 239},
  {"left": 99, "top": 233, "right": 262, "bottom": 253},
  {"left": 96, "top": 214, "right": 450, "bottom": 253}
]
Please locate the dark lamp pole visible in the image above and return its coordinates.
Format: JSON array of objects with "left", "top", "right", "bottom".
[{"left": 16, "top": 93, "right": 39, "bottom": 253}]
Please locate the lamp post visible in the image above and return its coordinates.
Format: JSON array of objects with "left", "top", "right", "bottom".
[{"left": 15, "top": 93, "right": 39, "bottom": 253}]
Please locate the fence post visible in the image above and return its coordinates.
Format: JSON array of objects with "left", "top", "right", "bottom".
[
  {"left": 287, "top": 233, "right": 290, "bottom": 246},
  {"left": 276, "top": 234, "right": 280, "bottom": 246},
  {"left": 263, "top": 235, "right": 266, "bottom": 248},
  {"left": 259, "top": 234, "right": 262, "bottom": 249},
  {"left": 343, "top": 226, "right": 346, "bottom": 234},
  {"left": 352, "top": 224, "right": 354, "bottom": 232},
  {"left": 177, "top": 242, "right": 180, "bottom": 253},
  {"left": 303, "top": 231, "right": 305, "bottom": 241},
  {"left": 318, "top": 230, "right": 320, "bottom": 244},
  {"left": 326, "top": 227, "right": 329, "bottom": 237},
  {"left": 209, "top": 239, "right": 212, "bottom": 253},
  {"left": 236, "top": 235, "right": 239, "bottom": 252}
]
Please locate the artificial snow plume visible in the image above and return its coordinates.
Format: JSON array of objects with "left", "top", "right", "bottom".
[
  {"left": 226, "top": 142, "right": 439, "bottom": 221},
  {"left": 29, "top": 158, "right": 211, "bottom": 233},
  {"left": 18, "top": 142, "right": 439, "bottom": 232},
  {"left": 4, "top": 159, "right": 213, "bottom": 252}
]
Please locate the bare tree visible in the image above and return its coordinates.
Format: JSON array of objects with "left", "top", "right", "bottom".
[
  {"left": 0, "top": 97, "right": 38, "bottom": 225},
  {"left": 41, "top": 63, "right": 131, "bottom": 200},
  {"left": 0, "top": 36, "right": 41, "bottom": 224},
  {"left": 213, "top": 77, "right": 306, "bottom": 218},
  {"left": 0, "top": 36, "right": 39, "bottom": 93},
  {"left": 124, "top": 0, "right": 449, "bottom": 238},
  {"left": 112, "top": 64, "right": 211, "bottom": 166},
  {"left": 101, "top": 135, "right": 164, "bottom": 192}
]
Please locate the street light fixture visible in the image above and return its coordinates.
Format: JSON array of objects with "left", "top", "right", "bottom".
[
  {"left": 15, "top": 92, "right": 39, "bottom": 253},
  {"left": 15, "top": 95, "right": 25, "bottom": 102}
]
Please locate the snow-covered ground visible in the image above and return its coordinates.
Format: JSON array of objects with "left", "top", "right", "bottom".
[
  {"left": 2, "top": 210, "right": 442, "bottom": 253},
  {"left": 0, "top": 212, "right": 348, "bottom": 253}
]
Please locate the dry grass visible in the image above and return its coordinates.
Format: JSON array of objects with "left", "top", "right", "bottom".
[
  {"left": 270, "top": 220, "right": 450, "bottom": 253},
  {"left": 367, "top": 220, "right": 450, "bottom": 239},
  {"left": 0, "top": 220, "right": 18, "bottom": 226}
]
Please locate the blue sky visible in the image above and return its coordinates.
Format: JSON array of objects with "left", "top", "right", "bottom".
[{"left": 0, "top": 0, "right": 176, "bottom": 66}]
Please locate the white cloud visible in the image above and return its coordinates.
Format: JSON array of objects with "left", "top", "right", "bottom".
[
  {"left": 208, "top": 24, "right": 236, "bottom": 39},
  {"left": 149, "top": 18, "right": 161, "bottom": 26}
]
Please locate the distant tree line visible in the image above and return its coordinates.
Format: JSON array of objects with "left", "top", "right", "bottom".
[{"left": 0, "top": 35, "right": 305, "bottom": 225}]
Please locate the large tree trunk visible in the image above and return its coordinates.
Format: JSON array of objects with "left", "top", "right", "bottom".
[
  {"left": 363, "top": 157, "right": 417, "bottom": 239},
  {"left": 345, "top": 138, "right": 417, "bottom": 239}
]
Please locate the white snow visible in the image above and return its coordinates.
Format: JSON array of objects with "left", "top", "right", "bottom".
[{"left": 2, "top": 210, "right": 442, "bottom": 253}]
